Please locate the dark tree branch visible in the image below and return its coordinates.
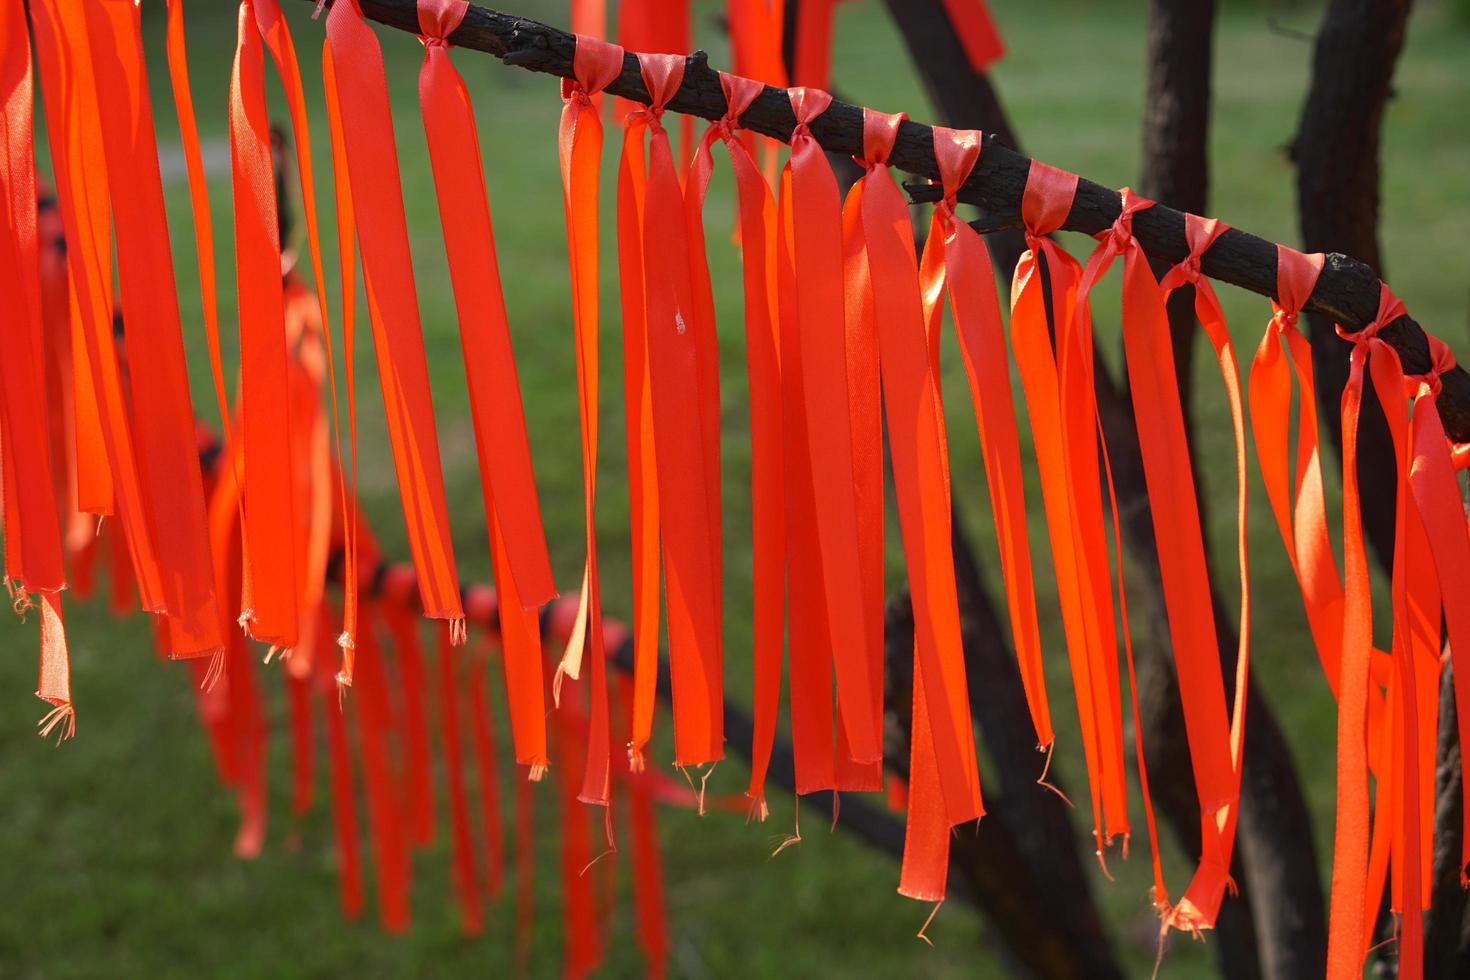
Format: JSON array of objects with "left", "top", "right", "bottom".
[
  {"left": 1139, "top": 0, "right": 1214, "bottom": 448},
  {"left": 1293, "top": 0, "right": 1413, "bottom": 572},
  {"left": 310, "top": 0, "right": 1470, "bottom": 448}
]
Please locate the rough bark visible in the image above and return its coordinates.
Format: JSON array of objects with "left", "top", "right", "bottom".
[
  {"left": 314, "top": 0, "right": 1470, "bottom": 450},
  {"left": 1292, "top": 0, "right": 1413, "bottom": 571}
]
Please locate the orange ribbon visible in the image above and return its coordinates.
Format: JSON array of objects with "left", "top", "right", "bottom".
[
  {"left": 435, "top": 624, "right": 482, "bottom": 935},
  {"left": 690, "top": 72, "right": 785, "bottom": 809},
  {"left": 1153, "top": 215, "right": 1253, "bottom": 931},
  {"left": 859, "top": 117, "right": 990, "bottom": 833},
  {"left": 230, "top": 0, "right": 302, "bottom": 648},
  {"left": 636, "top": 53, "right": 725, "bottom": 768},
  {"left": 0, "top": 0, "right": 73, "bottom": 735},
  {"left": 417, "top": 0, "right": 555, "bottom": 780},
  {"left": 1076, "top": 191, "right": 1237, "bottom": 918},
  {"left": 1403, "top": 336, "right": 1470, "bottom": 884},
  {"left": 30, "top": 0, "right": 162, "bottom": 616},
  {"left": 615, "top": 50, "right": 661, "bottom": 773},
  {"left": 464, "top": 645, "right": 506, "bottom": 899},
  {"left": 81, "top": 0, "right": 223, "bottom": 658},
  {"left": 324, "top": 0, "right": 464, "bottom": 647},
  {"left": 553, "top": 34, "right": 623, "bottom": 801},
  {"left": 1325, "top": 285, "right": 1408, "bottom": 979},
  {"left": 1007, "top": 162, "right": 1126, "bottom": 855},
  {"left": 925, "top": 128, "right": 1050, "bottom": 752},
  {"left": 782, "top": 87, "right": 883, "bottom": 769}
]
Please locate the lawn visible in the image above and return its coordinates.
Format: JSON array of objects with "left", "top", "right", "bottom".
[{"left": 3, "top": 0, "right": 1469, "bottom": 977}]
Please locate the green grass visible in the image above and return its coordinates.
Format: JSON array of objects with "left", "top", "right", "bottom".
[{"left": 3, "top": 0, "right": 1469, "bottom": 977}]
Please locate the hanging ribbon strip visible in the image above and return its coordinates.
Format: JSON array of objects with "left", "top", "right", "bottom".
[
  {"left": 1152, "top": 215, "right": 1253, "bottom": 931},
  {"left": 81, "top": 0, "right": 223, "bottom": 659},
  {"left": 0, "top": 0, "right": 73, "bottom": 736},
  {"left": 636, "top": 52, "right": 725, "bottom": 769},
  {"left": 418, "top": 0, "right": 556, "bottom": 779},
  {"left": 849, "top": 115, "right": 985, "bottom": 895},
  {"left": 230, "top": 0, "right": 302, "bottom": 647},
  {"left": 781, "top": 87, "right": 883, "bottom": 770},
  {"left": 923, "top": 129, "right": 1049, "bottom": 753},
  {"left": 324, "top": 0, "right": 464, "bottom": 649},
  {"left": 688, "top": 71, "right": 785, "bottom": 810},
  {"left": 553, "top": 34, "right": 623, "bottom": 804},
  {"left": 1075, "top": 190, "right": 1238, "bottom": 926},
  {"left": 1006, "top": 162, "right": 1127, "bottom": 856},
  {"left": 1325, "top": 285, "right": 1425, "bottom": 980}
]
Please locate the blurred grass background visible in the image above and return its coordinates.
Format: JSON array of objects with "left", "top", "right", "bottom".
[{"left": 2, "top": 0, "right": 1468, "bottom": 976}]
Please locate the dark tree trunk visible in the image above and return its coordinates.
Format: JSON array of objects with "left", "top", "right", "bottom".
[
  {"left": 1425, "top": 661, "right": 1468, "bottom": 977},
  {"left": 1292, "top": 0, "right": 1413, "bottom": 573},
  {"left": 1139, "top": 0, "right": 1214, "bottom": 448}
]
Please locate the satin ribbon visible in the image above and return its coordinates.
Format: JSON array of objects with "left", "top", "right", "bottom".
[
  {"left": 317, "top": 605, "right": 364, "bottom": 918},
  {"left": 615, "top": 50, "right": 661, "bottom": 773},
  {"left": 793, "top": 0, "right": 837, "bottom": 89},
  {"left": 465, "top": 647, "right": 506, "bottom": 899},
  {"left": 418, "top": 0, "right": 555, "bottom": 780},
  {"left": 1007, "top": 162, "right": 1126, "bottom": 855},
  {"left": 230, "top": 0, "right": 301, "bottom": 648},
  {"left": 939, "top": 0, "right": 1007, "bottom": 71},
  {"left": 30, "top": 0, "right": 161, "bottom": 615},
  {"left": 382, "top": 594, "right": 435, "bottom": 846},
  {"left": 782, "top": 87, "right": 883, "bottom": 768},
  {"left": 1403, "top": 336, "right": 1470, "bottom": 883},
  {"left": 436, "top": 624, "right": 482, "bottom": 935},
  {"left": 0, "top": 0, "right": 73, "bottom": 735},
  {"left": 856, "top": 118, "right": 989, "bottom": 847},
  {"left": 690, "top": 72, "right": 784, "bottom": 810},
  {"left": 1325, "top": 285, "right": 1410, "bottom": 980},
  {"left": 1152, "top": 215, "right": 1253, "bottom": 930},
  {"left": 1076, "top": 196, "right": 1237, "bottom": 903},
  {"left": 776, "top": 140, "right": 835, "bottom": 794},
  {"left": 81, "top": 0, "right": 224, "bottom": 658},
  {"left": 834, "top": 113, "right": 885, "bottom": 795},
  {"left": 553, "top": 34, "right": 623, "bottom": 804},
  {"left": 163, "top": 0, "right": 235, "bottom": 534},
  {"left": 352, "top": 602, "right": 413, "bottom": 932},
  {"left": 417, "top": 0, "right": 557, "bottom": 609},
  {"left": 923, "top": 129, "right": 1050, "bottom": 751},
  {"left": 634, "top": 54, "right": 725, "bottom": 769},
  {"left": 324, "top": 0, "right": 464, "bottom": 646}
]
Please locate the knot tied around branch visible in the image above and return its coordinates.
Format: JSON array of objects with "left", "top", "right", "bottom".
[
  {"left": 415, "top": 0, "right": 467, "bottom": 49},
  {"left": 1335, "top": 281, "right": 1406, "bottom": 347},
  {"left": 560, "top": 34, "right": 623, "bottom": 107},
  {"left": 928, "top": 126, "right": 982, "bottom": 222}
]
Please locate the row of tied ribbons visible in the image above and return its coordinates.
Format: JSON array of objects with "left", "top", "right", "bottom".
[{"left": 2, "top": 2, "right": 1469, "bottom": 975}]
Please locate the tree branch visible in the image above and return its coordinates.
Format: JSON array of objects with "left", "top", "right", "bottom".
[{"left": 306, "top": 0, "right": 1470, "bottom": 445}]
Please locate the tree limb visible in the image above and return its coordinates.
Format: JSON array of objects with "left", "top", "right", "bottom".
[{"left": 304, "top": 0, "right": 1470, "bottom": 446}]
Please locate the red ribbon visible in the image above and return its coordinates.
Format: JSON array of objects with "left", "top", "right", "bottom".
[
  {"left": 637, "top": 53, "right": 725, "bottom": 768},
  {"left": 81, "top": 0, "right": 224, "bottom": 659},
  {"left": 435, "top": 624, "right": 482, "bottom": 934},
  {"left": 690, "top": 72, "right": 785, "bottom": 810},
  {"left": 553, "top": 34, "right": 623, "bottom": 804},
  {"left": 1007, "top": 162, "right": 1127, "bottom": 856},
  {"left": 1076, "top": 191, "right": 1236, "bottom": 916},
  {"left": 324, "top": 0, "right": 464, "bottom": 646},
  {"left": 230, "top": 0, "right": 302, "bottom": 648},
  {"left": 782, "top": 87, "right": 883, "bottom": 769}
]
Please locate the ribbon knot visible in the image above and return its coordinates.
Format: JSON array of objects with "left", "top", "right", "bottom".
[
  {"left": 1019, "top": 160, "right": 1079, "bottom": 242},
  {"left": 1158, "top": 214, "right": 1228, "bottom": 293},
  {"left": 560, "top": 34, "right": 623, "bottom": 106},
  {"left": 416, "top": 0, "right": 466, "bottom": 46},
  {"left": 1335, "top": 281, "right": 1406, "bottom": 347},
  {"left": 928, "top": 126, "right": 981, "bottom": 225},
  {"left": 1405, "top": 333, "right": 1455, "bottom": 398},
  {"left": 788, "top": 86, "right": 832, "bottom": 139},
  {"left": 857, "top": 108, "right": 905, "bottom": 171},
  {"left": 714, "top": 71, "right": 763, "bottom": 145}
]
